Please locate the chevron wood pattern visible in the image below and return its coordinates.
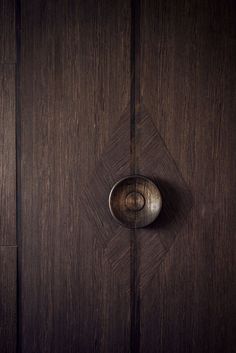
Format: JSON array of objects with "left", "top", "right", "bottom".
[
  {"left": 137, "top": 106, "right": 193, "bottom": 292},
  {"left": 81, "top": 104, "right": 192, "bottom": 293},
  {"left": 81, "top": 107, "right": 131, "bottom": 288}
]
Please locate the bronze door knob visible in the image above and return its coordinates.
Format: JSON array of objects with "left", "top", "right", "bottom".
[{"left": 109, "top": 175, "right": 162, "bottom": 228}]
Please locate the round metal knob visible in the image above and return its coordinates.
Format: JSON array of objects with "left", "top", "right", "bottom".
[{"left": 109, "top": 175, "right": 162, "bottom": 228}]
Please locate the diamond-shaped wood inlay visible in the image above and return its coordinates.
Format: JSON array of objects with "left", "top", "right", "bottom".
[{"left": 81, "top": 105, "right": 192, "bottom": 292}]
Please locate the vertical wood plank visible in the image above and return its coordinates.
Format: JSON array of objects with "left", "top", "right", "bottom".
[
  {"left": 0, "top": 0, "right": 16, "bottom": 63},
  {"left": 0, "top": 247, "right": 17, "bottom": 353},
  {"left": 0, "top": 64, "right": 16, "bottom": 245},
  {"left": 20, "top": 1, "right": 131, "bottom": 352},
  {"left": 140, "top": 0, "right": 236, "bottom": 352},
  {"left": 0, "top": 2, "right": 17, "bottom": 352}
]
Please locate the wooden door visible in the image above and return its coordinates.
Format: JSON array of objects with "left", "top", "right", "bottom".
[{"left": 0, "top": 0, "right": 235, "bottom": 352}]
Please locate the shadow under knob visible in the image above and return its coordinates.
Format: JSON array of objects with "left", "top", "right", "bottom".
[{"left": 109, "top": 175, "right": 162, "bottom": 228}]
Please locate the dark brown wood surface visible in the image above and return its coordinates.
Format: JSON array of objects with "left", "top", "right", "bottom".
[
  {"left": 139, "top": 1, "right": 236, "bottom": 352},
  {"left": 0, "top": 0, "right": 15, "bottom": 63},
  {"left": 0, "top": 247, "right": 17, "bottom": 353},
  {"left": 15, "top": 0, "right": 236, "bottom": 352},
  {"left": 0, "top": 1, "right": 17, "bottom": 352},
  {"left": 0, "top": 65, "right": 16, "bottom": 245},
  {"left": 20, "top": 1, "right": 131, "bottom": 352}
]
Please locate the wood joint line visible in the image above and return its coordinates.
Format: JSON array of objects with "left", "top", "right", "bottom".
[{"left": 130, "top": 0, "right": 141, "bottom": 352}]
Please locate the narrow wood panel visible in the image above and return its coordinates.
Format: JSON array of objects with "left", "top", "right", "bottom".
[
  {"left": 0, "top": 246, "right": 17, "bottom": 353},
  {"left": 0, "top": 0, "right": 15, "bottom": 63},
  {"left": 0, "top": 65, "right": 16, "bottom": 245},
  {"left": 20, "top": 1, "right": 130, "bottom": 352},
  {"left": 140, "top": 0, "right": 236, "bottom": 352}
]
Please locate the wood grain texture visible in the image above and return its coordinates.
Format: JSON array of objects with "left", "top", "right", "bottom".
[
  {"left": 20, "top": 1, "right": 130, "bottom": 352},
  {"left": 81, "top": 107, "right": 131, "bottom": 288},
  {"left": 0, "top": 65, "right": 16, "bottom": 245},
  {"left": 0, "top": 246, "right": 17, "bottom": 353},
  {"left": 108, "top": 175, "right": 162, "bottom": 228},
  {"left": 0, "top": 0, "right": 15, "bottom": 63},
  {"left": 136, "top": 107, "right": 192, "bottom": 292},
  {"left": 140, "top": 0, "right": 236, "bottom": 352}
]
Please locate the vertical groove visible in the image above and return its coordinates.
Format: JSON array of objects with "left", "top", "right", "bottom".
[
  {"left": 130, "top": 0, "right": 141, "bottom": 175},
  {"left": 130, "top": 0, "right": 136, "bottom": 175},
  {"left": 130, "top": 0, "right": 141, "bottom": 352},
  {"left": 16, "top": 0, "right": 21, "bottom": 352}
]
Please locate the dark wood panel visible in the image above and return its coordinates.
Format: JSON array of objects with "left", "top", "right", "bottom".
[
  {"left": 0, "top": 65, "right": 16, "bottom": 245},
  {"left": 136, "top": 107, "right": 192, "bottom": 291},
  {"left": 140, "top": 0, "right": 236, "bottom": 352},
  {"left": 20, "top": 1, "right": 131, "bottom": 352},
  {"left": 0, "top": 0, "right": 15, "bottom": 63},
  {"left": 0, "top": 246, "right": 17, "bottom": 353}
]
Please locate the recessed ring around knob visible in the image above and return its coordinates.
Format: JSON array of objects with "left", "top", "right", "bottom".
[{"left": 109, "top": 175, "right": 162, "bottom": 228}]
